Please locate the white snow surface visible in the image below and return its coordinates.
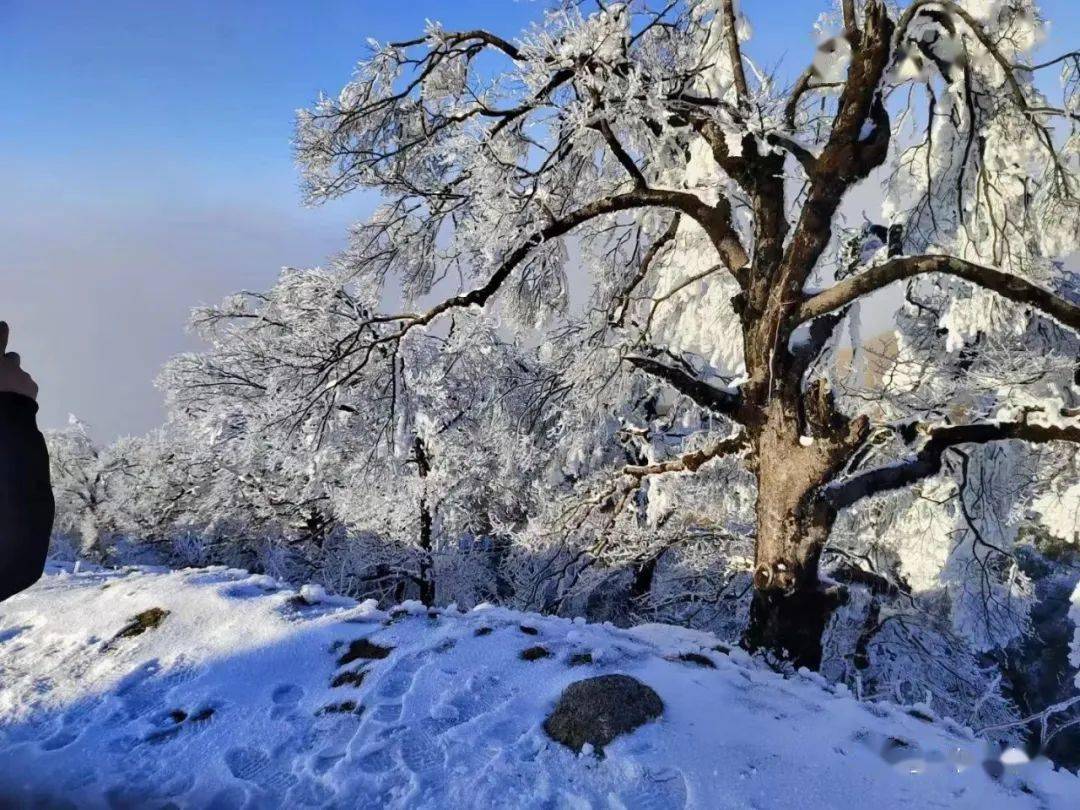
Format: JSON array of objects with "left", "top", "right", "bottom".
[{"left": 1, "top": 564, "right": 1077, "bottom": 808}]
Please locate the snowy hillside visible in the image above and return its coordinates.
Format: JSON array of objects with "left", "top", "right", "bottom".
[{"left": 1, "top": 565, "right": 1077, "bottom": 808}]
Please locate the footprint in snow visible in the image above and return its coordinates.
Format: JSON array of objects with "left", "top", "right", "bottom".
[
  {"left": 40, "top": 726, "right": 80, "bottom": 751},
  {"left": 220, "top": 581, "right": 279, "bottom": 600},
  {"left": 377, "top": 672, "right": 413, "bottom": 700},
  {"left": 144, "top": 704, "right": 217, "bottom": 744},
  {"left": 419, "top": 715, "right": 459, "bottom": 736},
  {"left": 106, "top": 733, "right": 142, "bottom": 755},
  {"left": 356, "top": 744, "right": 396, "bottom": 774},
  {"left": 224, "top": 746, "right": 299, "bottom": 793},
  {"left": 224, "top": 746, "right": 272, "bottom": 781},
  {"left": 284, "top": 706, "right": 356, "bottom": 757},
  {"left": 104, "top": 784, "right": 157, "bottom": 809},
  {"left": 399, "top": 729, "right": 446, "bottom": 776},
  {"left": 159, "top": 662, "right": 202, "bottom": 696},
  {"left": 288, "top": 775, "right": 336, "bottom": 806},
  {"left": 485, "top": 717, "right": 528, "bottom": 748},
  {"left": 57, "top": 695, "right": 103, "bottom": 730},
  {"left": 272, "top": 683, "right": 305, "bottom": 704},
  {"left": 372, "top": 653, "right": 425, "bottom": 700},
  {"left": 113, "top": 681, "right": 169, "bottom": 722},
  {"left": 108, "top": 659, "right": 203, "bottom": 726},
  {"left": 371, "top": 703, "right": 403, "bottom": 723},
  {"left": 619, "top": 768, "right": 689, "bottom": 810},
  {"left": 62, "top": 769, "right": 98, "bottom": 792},
  {"left": 435, "top": 673, "right": 516, "bottom": 738},
  {"left": 206, "top": 785, "right": 249, "bottom": 810},
  {"left": 105, "top": 766, "right": 195, "bottom": 807},
  {"left": 112, "top": 658, "right": 161, "bottom": 700},
  {"left": 270, "top": 682, "right": 307, "bottom": 721},
  {"left": 311, "top": 750, "right": 346, "bottom": 776},
  {"left": 349, "top": 776, "right": 409, "bottom": 810},
  {"left": 299, "top": 713, "right": 361, "bottom": 775}
]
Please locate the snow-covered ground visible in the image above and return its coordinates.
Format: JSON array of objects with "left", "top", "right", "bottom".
[{"left": 1, "top": 564, "right": 1077, "bottom": 808}]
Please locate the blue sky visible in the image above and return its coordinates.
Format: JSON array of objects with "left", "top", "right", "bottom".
[{"left": 2, "top": 1, "right": 1077, "bottom": 439}]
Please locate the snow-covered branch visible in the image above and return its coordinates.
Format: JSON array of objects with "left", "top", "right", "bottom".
[
  {"left": 624, "top": 353, "right": 743, "bottom": 420},
  {"left": 827, "top": 417, "right": 1080, "bottom": 509},
  {"left": 797, "top": 255, "right": 1080, "bottom": 331}
]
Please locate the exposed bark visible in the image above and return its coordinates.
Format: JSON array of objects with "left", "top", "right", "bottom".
[
  {"left": 720, "top": 0, "right": 749, "bottom": 104},
  {"left": 842, "top": 0, "right": 861, "bottom": 45},
  {"left": 751, "top": 408, "right": 856, "bottom": 583}
]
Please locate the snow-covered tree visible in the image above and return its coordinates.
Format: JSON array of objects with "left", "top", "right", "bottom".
[
  {"left": 292, "top": 0, "right": 1080, "bottom": 668},
  {"left": 158, "top": 268, "right": 548, "bottom": 605},
  {"left": 46, "top": 417, "right": 132, "bottom": 558}
]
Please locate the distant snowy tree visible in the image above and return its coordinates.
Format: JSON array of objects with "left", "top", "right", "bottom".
[
  {"left": 290, "top": 0, "right": 1080, "bottom": 669},
  {"left": 46, "top": 417, "right": 129, "bottom": 558}
]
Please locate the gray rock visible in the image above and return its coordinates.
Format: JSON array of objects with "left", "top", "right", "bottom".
[{"left": 544, "top": 674, "right": 663, "bottom": 753}]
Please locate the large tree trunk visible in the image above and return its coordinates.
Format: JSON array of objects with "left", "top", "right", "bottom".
[
  {"left": 742, "top": 494, "right": 839, "bottom": 668},
  {"left": 716, "top": 1, "right": 893, "bottom": 668},
  {"left": 739, "top": 400, "right": 858, "bottom": 669},
  {"left": 744, "top": 585, "right": 844, "bottom": 670}
]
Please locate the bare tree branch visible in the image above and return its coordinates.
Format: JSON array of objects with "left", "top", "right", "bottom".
[
  {"left": 594, "top": 119, "right": 648, "bottom": 188},
  {"left": 784, "top": 66, "right": 817, "bottom": 130},
  {"left": 764, "top": 131, "right": 818, "bottom": 175},
  {"left": 1014, "top": 50, "right": 1080, "bottom": 73}
]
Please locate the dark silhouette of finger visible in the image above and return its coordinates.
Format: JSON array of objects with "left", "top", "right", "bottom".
[
  {"left": 0, "top": 321, "right": 8, "bottom": 355},
  {"left": 5, "top": 351, "right": 20, "bottom": 367}
]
